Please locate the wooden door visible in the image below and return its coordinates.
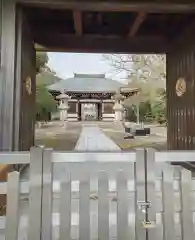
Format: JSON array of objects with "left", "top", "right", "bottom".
[
  {"left": 14, "top": 6, "right": 36, "bottom": 150},
  {"left": 167, "top": 45, "right": 195, "bottom": 150}
]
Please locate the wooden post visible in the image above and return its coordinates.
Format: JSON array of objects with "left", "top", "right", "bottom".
[
  {"left": 14, "top": 6, "right": 23, "bottom": 151},
  {"left": 0, "top": 0, "right": 16, "bottom": 150},
  {"left": 0, "top": 1, "right": 35, "bottom": 151}
]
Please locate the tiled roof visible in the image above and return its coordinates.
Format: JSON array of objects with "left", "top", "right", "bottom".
[{"left": 47, "top": 73, "right": 126, "bottom": 92}]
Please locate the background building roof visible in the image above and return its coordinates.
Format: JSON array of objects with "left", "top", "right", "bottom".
[{"left": 47, "top": 73, "right": 126, "bottom": 92}]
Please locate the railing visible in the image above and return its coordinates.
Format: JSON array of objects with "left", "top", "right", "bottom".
[{"left": 0, "top": 147, "right": 195, "bottom": 240}]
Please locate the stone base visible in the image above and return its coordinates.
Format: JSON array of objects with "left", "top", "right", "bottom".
[
  {"left": 60, "top": 121, "right": 68, "bottom": 128},
  {"left": 68, "top": 118, "right": 78, "bottom": 122},
  {"left": 102, "top": 118, "right": 115, "bottom": 121},
  {"left": 135, "top": 128, "right": 151, "bottom": 136},
  {"left": 124, "top": 124, "right": 150, "bottom": 136},
  {"left": 124, "top": 134, "right": 135, "bottom": 139}
]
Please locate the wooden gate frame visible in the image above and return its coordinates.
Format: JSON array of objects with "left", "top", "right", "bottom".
[{"left": 0, "top": 147, "right": 195, "bottom": 239}]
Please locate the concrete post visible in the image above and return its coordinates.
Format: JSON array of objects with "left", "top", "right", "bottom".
[{"left": 113, "top": 100, "right": 124, "bottom": 122}]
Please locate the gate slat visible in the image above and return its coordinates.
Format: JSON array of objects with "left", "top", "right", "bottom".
[
  {"left": 5, "top": 172, "right": 20, "bottom": 240},
  {"left": 28, "top": 147, "right": 43, "bottom": 240},
  {"left": 162, "top": 167, "right": 174, "bottom": 240},
  {"left": 135, "top": 149, "right": 146, "bottom": 240},
  {"left": 128, "top": 163, "right": 136, "bottom": 240},
  {"left": 98, "top": 171, "right": 109, "bottom": 240},
  {"left": 79, "top": 172, "right": 90, "bottom": 240},
  {"left": 180, "top": 169, "right": 194, "bottom": 240},
  {"left": 146, "top": 148, "right": 157, "bottom": 240},
  {"left": 59, "top": 172, "right": 71, "bottom": 240},
  {"left": 42, "top": 149, "right": 53, "bottom": 240},
  {"left": 117, "top": 170, "right": 128, "bottom": 240}
]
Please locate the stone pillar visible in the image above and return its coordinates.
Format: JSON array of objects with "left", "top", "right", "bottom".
[
  {"left": 56, "top": 92, "right": 71, "bottom": 125},
  {"left": 113, "top": 100, "right": 124, "bottom": 122},
  {"left": 59, "top": 102, "right": 69, "bottom": 121}
]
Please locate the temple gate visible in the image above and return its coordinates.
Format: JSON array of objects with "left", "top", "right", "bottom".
[{"left": 1, "top": 1, "right": 195, "bottom": 150}]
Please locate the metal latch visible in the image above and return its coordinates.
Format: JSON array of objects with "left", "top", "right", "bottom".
[
  {"left": 142, "top": 220, "right": 156, "bottom": 229},
  {"left": 137, "top": 201, "right": 156, "bottom": 229},
  {"left": 137, "top": 201, "right": 151, "bottom": 213}
]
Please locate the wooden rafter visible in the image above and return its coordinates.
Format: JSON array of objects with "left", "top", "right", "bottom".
[
  {"left": 73, "top": 10, "right": 82, "bottom": 36},
  {"left": 34, "top": 33, "right": 169, "bottom": 53},
  {"left": 128, "top": 12, "right": 147, "bottom": 37}
]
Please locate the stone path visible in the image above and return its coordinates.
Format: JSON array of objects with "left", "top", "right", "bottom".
[{"left": 75, "top": 125, "right": 120, "bottom": 151}]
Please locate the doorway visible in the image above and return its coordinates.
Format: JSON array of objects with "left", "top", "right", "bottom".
[
  {"left": 81, "top": 103, "right": 98, "bottom": 121},
  {"left": 1, "top": 1, "right": 195, "bottom": 150}
]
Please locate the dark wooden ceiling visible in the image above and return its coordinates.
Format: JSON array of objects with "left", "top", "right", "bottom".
[{"left": 22, "top": 4, "right": 195, "bottom": 53}]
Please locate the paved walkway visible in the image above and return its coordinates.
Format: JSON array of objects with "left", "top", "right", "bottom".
[
  {"left": 21, "top": 125, "right": 121, "bottom": 181},
  {"left": 75, "top": 125, "right": 120, "bottom": 151}
]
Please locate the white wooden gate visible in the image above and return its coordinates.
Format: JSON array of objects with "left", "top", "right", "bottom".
[{"left": 0, "top": 147, "right": 195, "bottom": 240}]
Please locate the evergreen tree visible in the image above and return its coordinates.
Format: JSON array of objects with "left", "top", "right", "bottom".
[{"left": 35, "top": 52, "right": 59, "bottom": 121}]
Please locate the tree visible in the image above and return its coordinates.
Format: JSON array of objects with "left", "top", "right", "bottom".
[
  {"left": 36, "top": 71, "right": 62, "bottom": 86},
  {"left": 36, "top": 84, "right": 57, "bottom": 121},
  {"left": 36, "top": 52, "right": 49, "bottom": 73},
  {"left": 152, "top": 88, "right": 166, "bottom": 124},
  {"left": 123, "top": 80, "right": 149, "bottom": 124},
  {"left": 103, "top": 54, "right": 166, "bottom": 97},
  {"left": 103, "top": 54, "right": 166, "bottom": 123},
  {"left": 103, "top": 54, "right": 166, "bottom": 85},
  {"left": 36, "top": 52, "right": 58, "bottom": 121}
]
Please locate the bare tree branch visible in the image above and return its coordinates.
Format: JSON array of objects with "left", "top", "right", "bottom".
[{"left": 103, "top": 54, "right": 166, "bottom": 85}]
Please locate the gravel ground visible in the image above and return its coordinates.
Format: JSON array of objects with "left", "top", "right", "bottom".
[
  {"left": 35, "top": 122, "right": 82, "bottom": 150},
  {"left": 100, "top": 123, "right": 167, "bottom": 150},
  {"left": 34, "top": 121, "right": 167, "bottom": 151}
]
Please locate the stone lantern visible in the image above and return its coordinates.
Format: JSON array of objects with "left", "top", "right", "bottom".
[
  {"left": 112, "top": 92, "right": 125, "bottom": 122},
  {"left": 56, "top": 90, "right": 71, "bottom": 124}
]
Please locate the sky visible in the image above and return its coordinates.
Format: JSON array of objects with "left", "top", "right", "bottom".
[{"left": 48, "top": 52, "right": 127, "bottom": 81}]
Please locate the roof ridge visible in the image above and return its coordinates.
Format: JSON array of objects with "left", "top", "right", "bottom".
[{"left": 74, "top": 73, "right": 105, "bottom": 78}]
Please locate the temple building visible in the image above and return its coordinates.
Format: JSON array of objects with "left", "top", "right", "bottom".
[{"left": 48, "top": 73, "right": 138, "bottom": 121}]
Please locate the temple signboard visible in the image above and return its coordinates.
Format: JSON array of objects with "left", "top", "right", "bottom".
[{"left": 67, "top": 92, "right": 114, "bottom": 100}]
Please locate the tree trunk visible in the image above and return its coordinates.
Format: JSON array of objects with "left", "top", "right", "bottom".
[{"left": 136, "top": 104, "right": 140, "bottom": 124}]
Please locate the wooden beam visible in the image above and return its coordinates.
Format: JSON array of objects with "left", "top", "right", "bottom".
[
  {"left": 128, "top": 12, "right": 147, "bottom": 37},
  {"left": 97, "top": 13, "right": 102, "bottom": 24},
  {"left": 34, "top": 33, "right": 170, "bottom": 53},
  {"left": 73, "top": 10, "right": 82, "bottom": 36},
  {"left": 18, "top": 0, "right": 195, "bottom": 13},
  {"left": 170, "top": 18, "right": 195, "bottom": 52}
]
